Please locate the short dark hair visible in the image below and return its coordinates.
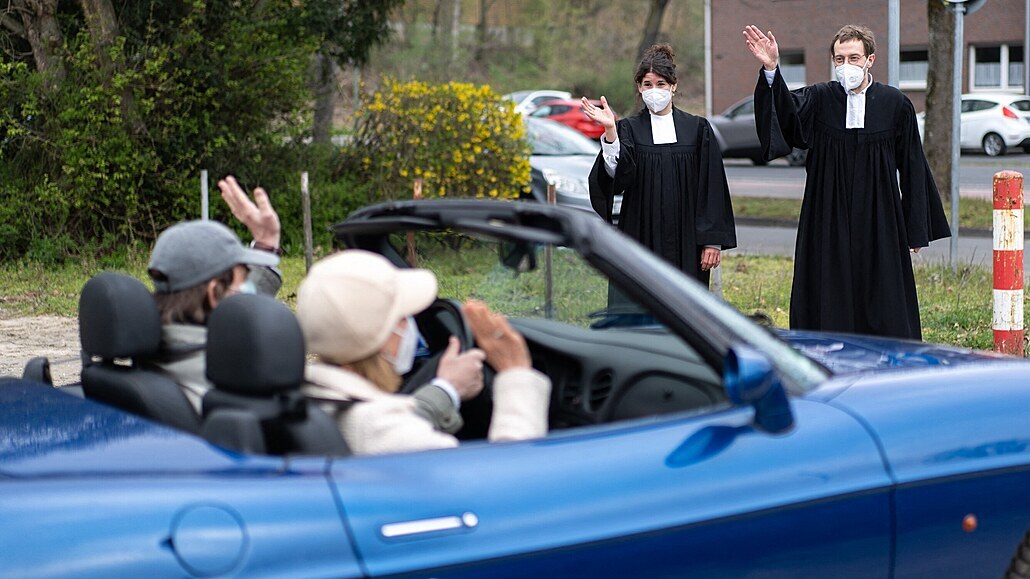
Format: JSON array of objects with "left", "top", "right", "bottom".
[
  {"left": 830, "top": 24, "right": 876, "bottom": 57},
  {"left": 151, "top": 267, "right": 235, "bottom": 325},
  {"left": 634, "top": 43, "right": 677, "bottom": 85}
]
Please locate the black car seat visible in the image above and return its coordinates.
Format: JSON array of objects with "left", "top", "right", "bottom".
[
  {"left": 201, "top": 293, "right": 350, "bottom": 456},
  {"left": 78, "top": 272, "right": 202, "bottom": 434}
]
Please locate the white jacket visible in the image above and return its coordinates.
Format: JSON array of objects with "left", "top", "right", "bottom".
[{"left": 302, "top": 363, "right": 550, "bottom": 455}]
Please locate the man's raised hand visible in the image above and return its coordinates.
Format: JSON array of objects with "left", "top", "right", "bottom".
[{"left": 743, "top": 25, "right": 779, "bottom": 71}]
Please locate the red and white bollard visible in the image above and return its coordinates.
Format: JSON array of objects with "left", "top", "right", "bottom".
[{"left": 992, "top": 171, "right": 1024, "bottom": 355}]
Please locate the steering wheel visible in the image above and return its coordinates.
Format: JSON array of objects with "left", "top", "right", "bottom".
[{"left": 400, "top": 298, "right": 496, "bottom": 440}]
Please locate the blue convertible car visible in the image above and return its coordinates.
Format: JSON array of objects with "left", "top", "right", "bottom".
[{"left": 2, "top": 199, "right": 1029, "bottom": 578}]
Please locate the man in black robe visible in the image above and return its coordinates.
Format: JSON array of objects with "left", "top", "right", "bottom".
[{"left": 744, "top": 24, "right": 950, "bottom": 340}]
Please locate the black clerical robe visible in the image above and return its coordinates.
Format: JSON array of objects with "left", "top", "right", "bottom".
[
  {"left": 589, "top": 108, "right": 737, "bottom": 285},
  {"left": 755, "top": 68, "right": 951, "bottom": 340}
]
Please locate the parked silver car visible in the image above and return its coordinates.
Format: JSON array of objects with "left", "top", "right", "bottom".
[
  {"left": 709, "top": 96, "right": 807, "bottom": 166},
  {"left": 524, "top": 117, "right": 621, "bottom": 219}
]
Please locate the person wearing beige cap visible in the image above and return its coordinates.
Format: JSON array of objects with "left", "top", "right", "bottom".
[{"left": 297, "top": 250, "right": 551, "bottom": 455}]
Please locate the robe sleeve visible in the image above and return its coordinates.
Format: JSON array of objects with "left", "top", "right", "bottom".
[
  {"left": 896, "top": 96, "right": 952, "bottom": 247},
  {"left": 754, "top": 67, "right": 815, "bottom": 161},
  {"left": 589, "top": 119, "right": 637, "bottom": 222},
  {"left": 695, "top": 118, "right": 737, "bottom": 249}
]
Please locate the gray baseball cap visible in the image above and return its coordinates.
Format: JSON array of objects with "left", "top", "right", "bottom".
[{"left": 148, "top": 220, "right": 279, "bottom": 293}]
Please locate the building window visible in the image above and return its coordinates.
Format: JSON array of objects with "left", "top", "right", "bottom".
[
  {"left": 971, "top": 44, "right": 1024, "bottom": 91},
  {"left": 779, "top": 52, "right": 805, "bottom": 89},
  {"left": 899, "top": 49, "right": 928, "bottom": 90}
]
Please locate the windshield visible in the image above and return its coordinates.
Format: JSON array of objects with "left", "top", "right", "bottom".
[
  {"left": 606, "top": 240, "right": 828, "bottom": 392},
  {"left": 527, "top": 118, "right": 600, "bottom": 156}
]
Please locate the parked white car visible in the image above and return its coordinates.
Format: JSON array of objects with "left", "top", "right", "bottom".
[
  {"left": 917, "top": 92, "right": 1030, "bottom": 156},
  {"left": 504, "top": 89, "right": 573, "bottom": 115}
]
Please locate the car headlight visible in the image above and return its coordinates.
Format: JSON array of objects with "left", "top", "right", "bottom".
[{"left": 541, "top": 168, "right": 589, "bottom": 198}]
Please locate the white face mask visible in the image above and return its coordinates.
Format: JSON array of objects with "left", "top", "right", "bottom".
[
  {"left": 641, "top": 88, "right": 672, "bottom": 113},
  {"left": 834, "top": 60, "right": 869, "bottom": 91},
  {"left": 384, "top": 316, "right": 419, "bottom": 375},
  {"left": 236, "top": 280, "right": 257, "bottom": 295}
]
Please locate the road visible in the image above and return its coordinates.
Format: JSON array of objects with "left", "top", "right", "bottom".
[
  {"left": 734, "top": 222, "right": 997, "bottom": 269},
  {"left": 725, "top": 153, "right": 1029, "bottom": 199}
]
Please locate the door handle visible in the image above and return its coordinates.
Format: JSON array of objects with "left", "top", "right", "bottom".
[{"left": 380, "top": 512, "right": 479, "bottom": 538}]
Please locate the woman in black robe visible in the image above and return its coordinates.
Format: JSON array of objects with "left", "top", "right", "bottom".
[
  {"left": 582, "top": 44, "right": 736, "bottom": 287},
  {"left": 744, "top": 24, "right": 950, "bottom": 340}
]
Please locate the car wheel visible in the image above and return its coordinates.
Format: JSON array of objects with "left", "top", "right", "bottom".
[
  {"left": 982, "top": 133, "right": 1007, "bottom": 156},
  {"left": 786, "top": 148, "right": 807, "bottom": 166},
  {"left": 750, "top": 156, "right": 768, "bottom": 166}
]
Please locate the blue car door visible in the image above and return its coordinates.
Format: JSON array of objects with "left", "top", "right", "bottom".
[{"left": 330, "top": 398, "right": 892, "bottom": 577}]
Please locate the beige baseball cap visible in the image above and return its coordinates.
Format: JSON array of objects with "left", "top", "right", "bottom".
[{"left": 296, "top": 249, "right": 437, "bottom": 365}]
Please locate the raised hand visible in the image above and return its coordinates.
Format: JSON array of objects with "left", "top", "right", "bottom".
[
  {"left": 743, "top": 25, "right": 780, "bottom": 71},
  {"left": 464, "top": 299, "right": 531, "bottom": 372},
  {"left": 581, "top": 96, "right": 616, "bottom": 130},
  {"left": 218, "top": 175, "right": 281, "bottom": 249}
]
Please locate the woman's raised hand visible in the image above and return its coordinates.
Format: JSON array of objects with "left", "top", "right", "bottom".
[{"left": 581, "top": 96, "right": 616, "bottom": 130}]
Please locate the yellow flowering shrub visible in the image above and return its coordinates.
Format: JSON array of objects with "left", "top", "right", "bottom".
[{"left": 351, "top": 79, "right": 531, "bottom": 200}]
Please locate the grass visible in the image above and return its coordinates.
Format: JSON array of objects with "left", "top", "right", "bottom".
[
  {"left": 720, "top": 254, "right": 996, "bottom": 352},
  {"left": 0, "top": 244, "right": 1001, "bottom": 354},
  {"left": 735, "top": 196, "right": 995, "bottom": 231}
]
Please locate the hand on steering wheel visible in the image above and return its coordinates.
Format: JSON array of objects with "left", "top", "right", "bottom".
[{"left": 436, "top": 336, "right": 486, "bottom": 400}]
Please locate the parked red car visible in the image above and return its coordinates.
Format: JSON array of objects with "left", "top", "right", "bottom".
[{"left": 529, "top": 98, "right": 607, "bottom": 140}]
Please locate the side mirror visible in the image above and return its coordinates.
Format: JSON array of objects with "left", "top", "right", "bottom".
[{"left": 723, "top": 345, "right": 794, "bottom": 434}]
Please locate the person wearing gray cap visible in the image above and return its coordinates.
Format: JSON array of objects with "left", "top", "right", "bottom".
[
  {"left": 147, "top": 177, "right": 480, "bottom": 432},
  {"left": 297, "top": 249, "right": 551, "bottom": 455},
  {"left": 147, "top": 176, "right": 285, "bottom": 411}
]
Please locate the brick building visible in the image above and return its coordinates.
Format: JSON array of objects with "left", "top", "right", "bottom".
[{"left": 710, "top": 0, "right": 1027, "bottom": 113}]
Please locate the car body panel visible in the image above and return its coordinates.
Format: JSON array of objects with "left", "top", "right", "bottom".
[
  {"left": 827, "top": 366, "right": 1030, "bottom": 576},
  {"left": 503, "top": 89, "right": 573, "bottom": 116},
  {"left": 779, "top": 329, "right": 1004, "bottom": 375},
  {"left": 529, "top": 98, "right": 606, "bottom": 139},
  {"left": 0, "top": 380, "right": 362, "bottom": 578},
  {"left": 525, "top": 117, "right": 621, "bottom": 217},
  {"left": 331, "top": 398, "right": 892, "bottom": 577},
  {"left": 709, "top": 96, "right": 807, "bottom": 166}
]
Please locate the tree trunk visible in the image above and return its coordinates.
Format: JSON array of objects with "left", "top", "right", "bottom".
[
  {"left": 925, "top": 1, "right": 956, "bottom": 206},
  {"left": 312, "top": 52, "right": 338, "bottom": 145},
  {"left": 2, "top": 0, "right": 65, "bottom": 82},
  {"left": 23, "top": 0, "right": 64, "bottom": 80},
  {"left": 474, "top": 0, "right": 493, "bottom": 63},
  {"left": 79, "top": 0, "right": 144, "bottom": 134},
  {"left": 636, "top": 0, "right": 670, "bottom": 61}
]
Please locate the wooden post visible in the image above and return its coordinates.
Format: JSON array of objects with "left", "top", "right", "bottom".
[
  {"left": 301, "top": 172, "right": 313, "bottom": 273},
  {"left": 992, "top": 170, "right": 1024, "bottom": 356},
  {"left": 407, "top": 178, "right": 423, "bottom": 266},
  {"left": 544, "top": 183, "right": 555, "bottom": 319}
]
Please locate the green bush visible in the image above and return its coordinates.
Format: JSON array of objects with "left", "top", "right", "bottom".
[
  {"left": 349, "top": 79, "right": 531, "bottom": 200},
  {"left": 0, "top": 1, "right": 318, "bottom": 262}
]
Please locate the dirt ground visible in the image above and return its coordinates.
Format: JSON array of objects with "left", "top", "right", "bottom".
[{"left": 0, "top": 316, "right": 81, "bottom": 385}]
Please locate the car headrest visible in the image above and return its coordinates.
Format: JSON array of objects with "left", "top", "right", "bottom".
[
  {"left": 206, "top": 293, "right": 306, "bottom": 395},
  {"left": 79, "top": 272, "right": 162, "bottom": 359}
]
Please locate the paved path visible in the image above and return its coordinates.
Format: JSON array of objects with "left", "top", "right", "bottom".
[{"left": 733, "top": 222, "right": 1000, "bottom": 270}]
